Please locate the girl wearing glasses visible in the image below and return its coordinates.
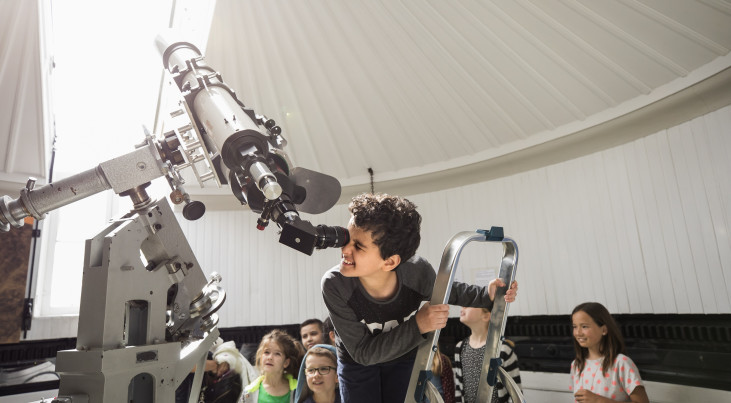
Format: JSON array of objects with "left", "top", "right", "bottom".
[
  {"left": 295, "top": 345, "right": 340, "bottom": 403},
  {"left": 244, "top": 330, "right": 304, "bottom": 403}
]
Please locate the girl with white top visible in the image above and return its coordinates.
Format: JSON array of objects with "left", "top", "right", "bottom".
[{"left": 570, "top": 302, "right": 649, "bottom": 403}]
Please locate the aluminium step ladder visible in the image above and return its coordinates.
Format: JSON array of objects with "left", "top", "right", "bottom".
[{"left": 405, "top": 227, "right": 526, "bottom": 403}]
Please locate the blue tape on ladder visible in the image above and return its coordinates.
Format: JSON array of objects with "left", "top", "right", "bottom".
[
  {"left": 477, "top": 226, "right": 504, "bottom": 241},
  {"left": 414, "top": 370, "right": 433, "bottom": 401},
  {"left": 486, "top": 357, "right": 502, "bottom": 386}
]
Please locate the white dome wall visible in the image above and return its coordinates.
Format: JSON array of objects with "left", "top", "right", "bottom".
[{"left": 181, "top": 104, "right": 731, "bottom": 328}]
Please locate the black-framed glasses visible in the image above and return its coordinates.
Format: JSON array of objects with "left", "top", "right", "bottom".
[{"left": 305, "top": 366, "right": 336, "bottom": 376}]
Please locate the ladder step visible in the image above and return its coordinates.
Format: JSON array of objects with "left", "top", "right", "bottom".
[{"left": 199, "top": 171, "right": 216, "bottom": 182}]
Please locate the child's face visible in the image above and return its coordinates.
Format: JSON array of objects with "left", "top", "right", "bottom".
[
  {"left": 572, "top": 310, "right": 606, "bottom": 352},
  {"left": 301, "top": 323, "right": 325, "bottom": 350},
  {"left": 459, "top": 307, "right": 489, "bottom": 328},
  {"left": 216, "top": 362, "right": 230, "bottom": 378},
  {"left": 305, "top": 354, "right": 338, "bottom": 395},
  {"left": 260, "top": 341, "right": 290, "bottom": 375},
  {"left": 339, "top": 217, "right": 389, "bottom": 278}
]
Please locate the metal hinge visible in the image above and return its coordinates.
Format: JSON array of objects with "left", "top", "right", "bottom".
[{"left": 22, "top": 298, "right": 33, "bottom": 331}]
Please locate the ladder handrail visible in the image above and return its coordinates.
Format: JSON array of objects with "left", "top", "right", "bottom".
[
  {"left": 405, "top": 227, "right": 519, "bottom": 403},
  {"left": 478, "top": 237, "right": 518, "bottom": 402}
]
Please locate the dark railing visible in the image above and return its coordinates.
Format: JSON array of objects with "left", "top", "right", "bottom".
[{"left": 1, "top": 314, "right": 730, "bottom": 395}]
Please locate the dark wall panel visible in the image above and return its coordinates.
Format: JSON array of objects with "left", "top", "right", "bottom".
[{"left": 0, "top": 220, "right": 33, "bottom": 344}]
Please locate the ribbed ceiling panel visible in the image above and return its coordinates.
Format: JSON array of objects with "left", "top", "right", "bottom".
[
  {"left": 1, "top": 0, "right": 730, "bottom": 194},
  {"left": 202, "top": 0, "right": 731, "bottom": 188}
]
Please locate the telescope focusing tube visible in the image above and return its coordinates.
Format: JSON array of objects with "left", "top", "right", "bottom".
[{"left": 246, "top": 159, "right": 282, "bottom": 201}]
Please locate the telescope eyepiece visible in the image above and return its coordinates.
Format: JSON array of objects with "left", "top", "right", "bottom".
[{"left": 315, "top": 225, "right": 349, "bottom": 250}]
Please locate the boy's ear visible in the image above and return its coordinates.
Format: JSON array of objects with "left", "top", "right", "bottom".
[{"left": 381, "top": 254, "right": 401, "bottom": 272}]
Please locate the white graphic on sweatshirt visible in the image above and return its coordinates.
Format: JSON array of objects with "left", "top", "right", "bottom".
[{"left": 360, "top": 307, "right": 421, "bottom": 334}]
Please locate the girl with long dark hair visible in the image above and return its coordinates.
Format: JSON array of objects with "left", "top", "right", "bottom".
[{"left": 570, "top": 302, "right": 649, "bottom": 403}]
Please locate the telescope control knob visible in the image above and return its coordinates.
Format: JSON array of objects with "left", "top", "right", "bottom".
[{"left": 182, "top": 200, "right": 206, "bottom": 221}]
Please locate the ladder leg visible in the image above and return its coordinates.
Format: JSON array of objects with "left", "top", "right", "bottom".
[
  {"left": 498, "top": 366, "right": 526, "bottom": 403},
  {"left": 424, "top": 381, "right": 445, "bottom": 403}
]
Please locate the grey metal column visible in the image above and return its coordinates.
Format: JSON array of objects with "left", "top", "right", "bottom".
[{"left": 53, "top": 198, "right": 223, "bottom": 402}]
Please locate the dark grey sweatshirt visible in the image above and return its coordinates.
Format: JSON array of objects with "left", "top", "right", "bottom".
[{"left": 321, "top": 255, "right": 494, "bottom": 366}]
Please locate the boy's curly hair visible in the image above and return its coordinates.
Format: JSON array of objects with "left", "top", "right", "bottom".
[{"left": 348, "top": 193, "right": 421, "bottom": 261}]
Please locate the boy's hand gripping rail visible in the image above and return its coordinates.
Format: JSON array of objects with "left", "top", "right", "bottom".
[{"left": 405, "top": 227, "right": 524, "bottom": 403}]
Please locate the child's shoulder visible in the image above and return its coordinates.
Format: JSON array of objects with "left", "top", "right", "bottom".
[
  {"left": 244, "top": 375, "right": 264, "bottom": 393},
  {"left": 398, "top": 256, "right": 436, "bottom": 287},
  {"left": 400, "top": 254, "right": 435, "bottom": 279},
  {"left": 401, "top": 255, "right": 434, "bottom": 272},
  {"left": 321, "top": 265, "right": 359, "bottom": 298},
  {"left": 322, "top": 264, "right": 343, "bottom": 281},
  {"left": 613, "top": 353, "right": 638, "bottom": 367}
]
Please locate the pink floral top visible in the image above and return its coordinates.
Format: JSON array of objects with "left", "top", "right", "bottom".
[{"left": 569, "top": 354, "right": 643, "bottom": 402}]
